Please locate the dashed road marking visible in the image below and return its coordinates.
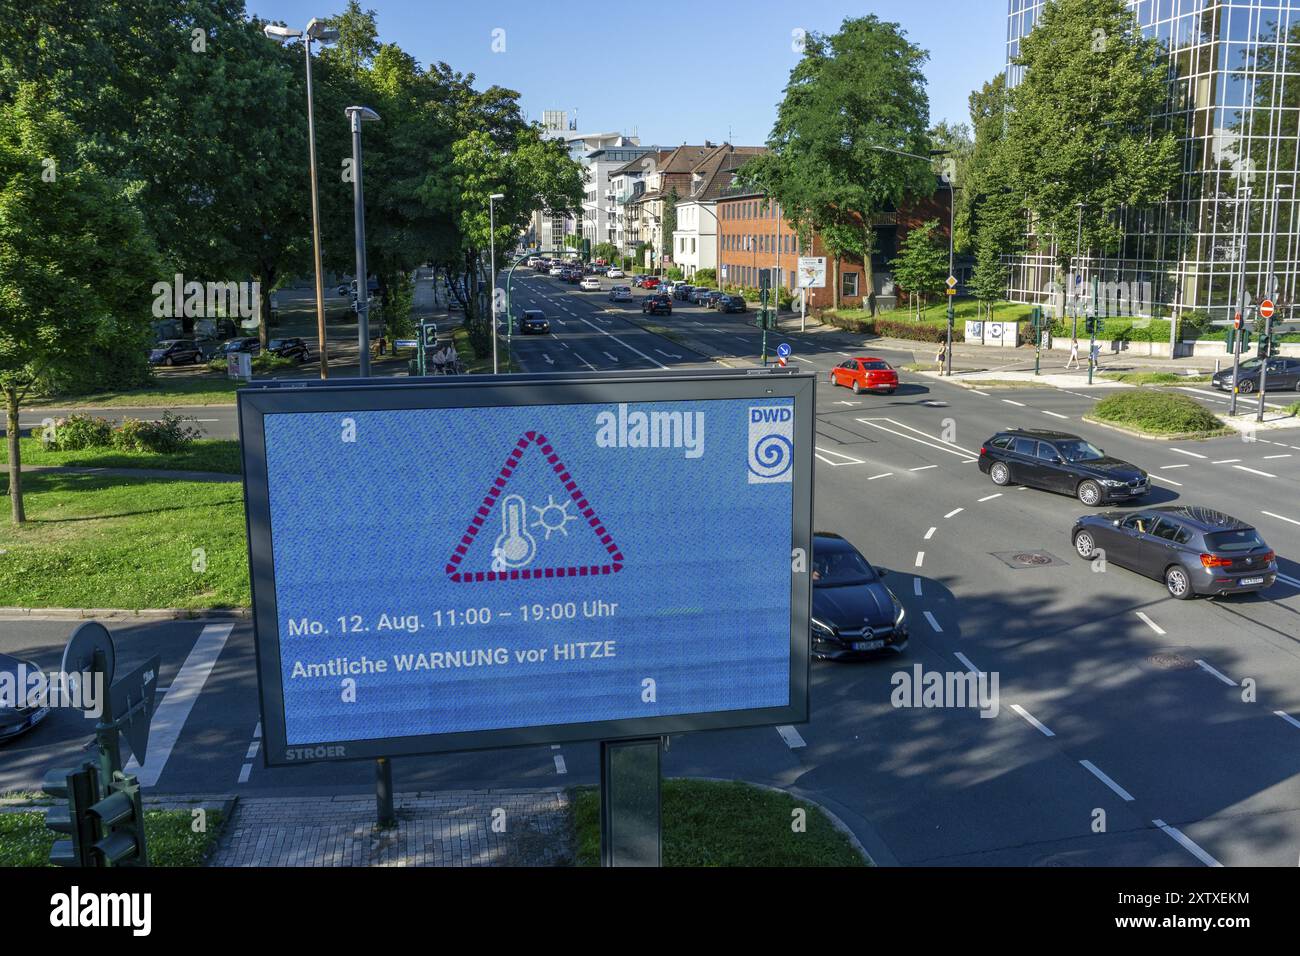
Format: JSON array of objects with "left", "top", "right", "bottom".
[
  {"left": 1262, "top": 510, "right": 1300, "bottom": 526},
  {"left": 978, "top": 493, "right": 1001, "bottom": 502},
  {"left": 1169, "top": 447, "right": 1207, "bottom": 459},
  {"left": 924, "top": 526, "right": 936, "bottom": 540},
  {"left": 1233, "top": 464, "right": 1276, "bottom": 478},
  {"left": 1263, "top": 454, "right": 1292, "bottom": 459},
  {"left": 1275, "top": 710, "right": 1300, "bottom": 730},
  {"left": 915, "top": 552, "right": 925, "bottom": 568},
  {"left": 1195, "top": 659, "right": 1237, "bottom": 687},
  {"left": 868, "top": 472, "right": 893, "bottom": 480},
  {"left": 1150, "top": 475, "right": 1183, "bottom": 486},
  {"left": 1080, "top": 759, "right": 1135, "bottom": 801},
  {"left": 910, "top": 464, "right": 938, "bottom": 472},
  {"left": 1160, "top": 464, "right": 1189, "bottom": 470},
  {"left": 1002, "top": 399, "right": 1026, "bottom": 407},
  {"left": 923, "top": 610, "right": 943, "bottom": 632},
  {"left": 1042, "top": 410, "right": 1069, "bottom": 419},
  {"left": 1211, "top": 458, "right": 1241, "bottom": 464},
  {"left": 1010, "top": 704, "right": 1055, "bottom": 737},
  {"left": 913, "top": 577, "right": 923, "bottom": 596},
  {"left": 944, "top": 507, "right": 964, "bottom": 518},
  {"left": 1135, "top": 611, "right": 1165, "bottom": 635},
  {"left": 1152, "top": 819, "right": 1222, "bottom": 867},
  {"left": 954, "top": 651, "right": 980, "bottom": 674}
]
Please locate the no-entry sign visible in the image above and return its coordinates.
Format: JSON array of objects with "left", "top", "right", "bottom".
[{"left": 1260, "top": 299, "right": 1275, "bottom": 319}]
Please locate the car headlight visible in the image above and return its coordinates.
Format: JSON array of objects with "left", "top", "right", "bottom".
[
  {"left": 892, "top": 599, "right": 906, "bottom": 625},
  {"left": 810, "top": 617, "right": 836, "bottom": 637},
  {"left": 1099, "top": 479, "right": 1126, "bottom": 487}
]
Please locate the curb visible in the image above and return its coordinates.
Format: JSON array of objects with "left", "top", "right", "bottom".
[
  {"left": 1080, "top": 415, "right": 1234, "bottom": 442},
  {"left": 0, "top": 606, "right": 250, "bottom": 622}
]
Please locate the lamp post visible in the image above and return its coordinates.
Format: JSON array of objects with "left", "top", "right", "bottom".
[
  {"left": 264, "top": 19, "right": 337, "bottom": 380},
  {"left": 345, "top": 105, "right": 380, "bottom": 378},
  {"left": 1257, "top": 183, "right": 1289, "bottom": 421},
  {"left": 489, "top": 192, "right": 504, "bottom": 374}
]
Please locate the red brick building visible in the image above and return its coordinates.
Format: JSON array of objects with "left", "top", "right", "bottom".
[{"left": 714, "top": 186, "right": 952, "bottom": 311}]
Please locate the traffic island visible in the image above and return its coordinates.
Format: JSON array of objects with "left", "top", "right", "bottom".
[{"left": 1082, "top": 390, "right": 1232, "bottom": 440}]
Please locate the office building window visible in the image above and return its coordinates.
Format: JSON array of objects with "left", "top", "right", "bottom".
[{"left": 843, "top": 272, "right": 859, "bottom": 298}]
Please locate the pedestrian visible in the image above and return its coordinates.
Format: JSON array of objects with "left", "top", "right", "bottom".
[
  {"left": 444, "top": 341, "right": 459, "bottom": 373},
  {"left": 430, "top": 345, "right": 446, "bottom": 373},
  {"left": 1090, "top": 341, "right": 1101, "bottom": 368},
  {"left": 935, "top": 342, "right": 946, "bottom": 369},
  {"left": 1066, "top": 337, "right": 1080, "bottom": 369}
]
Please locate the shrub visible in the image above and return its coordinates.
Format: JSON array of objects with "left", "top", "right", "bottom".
[
  {"left": 1091, "top": 391, "right": 1224, "bottom": 436},
  {"left": 111, "top": 411, "right": 202, "bottom": 453},
  {"left": 43, "top": 414, "right": 115, "bottom": 450},
  {"left": 873, "top": 318, "right": 947, "bottom": 343}
]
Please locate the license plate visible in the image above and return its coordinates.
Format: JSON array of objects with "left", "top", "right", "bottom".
[
  {"left": 1240, "top": 577, "right": 1264, "bottom": 586},
  {"left": 853, "top": 640, "right": 886, "bottom": 651}
]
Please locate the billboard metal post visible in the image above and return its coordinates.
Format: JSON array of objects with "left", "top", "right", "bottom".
[
  {"left": 599, "top": 737, "right": 661, "bottom": 867},
  {"left": 376, "top": 757, "right": 395, "bottom": 828}
]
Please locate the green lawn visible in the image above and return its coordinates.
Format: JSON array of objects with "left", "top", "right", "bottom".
[
  {"left": 0, "top": 472, "right": 249, "bottom": 609},
  {"left": 571, "top": 779, "right": 867, "bottom": 867},
  {"left": 833, "top": 299, "right": 1036, "bottom": 326},
  {"left": 2, "top": 437, "right": 241, "bottom": 475},
  {"left": 25, "top": 376, "right": 241, "bottom": 408},
  {"left": 0, "top": 808, "right": 225, "bottom": 867},
  {"left": 1087, "top": 390, "right": 1229, "bottom": 438},
  {"left": 1100, "top": 371, "right": 1211, "bottom": 385}
]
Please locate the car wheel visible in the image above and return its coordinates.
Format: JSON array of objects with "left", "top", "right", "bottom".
[
  {"left": 193, "top": 353, "right": 203, "bottom": 364},
  {"left": 164, "top": 357, "right": 173, "bottom": 367},
  {"left": 828, "top": 370, "right": 836, "bottom": 386},
  {"left": 990, "top": 461, "right": 1011, "bottom": 486},
  {"left": 1239, "top": 379, "right": 1255, "bottom": 394},
  {"left": 1077, "top": 480, "right": 1102, "bottom": 506},
  {"left": 1165, "top": 565, "right": 1194, "bottom": 600},
  {"left": 852, "top": 380, "right": 861, "bottom": 395},
  {"left": 1074, "top": 530, "right": 1097, "bottom": 559}
]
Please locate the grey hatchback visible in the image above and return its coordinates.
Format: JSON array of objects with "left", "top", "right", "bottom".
[{"left": 1071, "top": 505, "right": 1276, "bottom": 599}]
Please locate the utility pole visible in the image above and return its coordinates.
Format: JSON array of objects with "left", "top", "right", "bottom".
[
  {"left": 1257, "top": 183, "right": 1289, "bottom": 421},
  {"left": 944, "top": 183, "right": 956, "bottom": 377},
  {"left": 345, "top": 105, "right": 380, "bottom": 379},
  {"left": 1230, "top": 186, "right": 1252, "bottom": 416}
]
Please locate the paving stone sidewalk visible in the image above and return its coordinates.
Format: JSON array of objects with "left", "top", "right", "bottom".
[{"left": 208, "top": 789, "right": 574, "bottom": 867}]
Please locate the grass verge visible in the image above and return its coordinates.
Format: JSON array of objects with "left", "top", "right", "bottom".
[
  {"left": 570, "top": 779, "right": 866, "bottom": 867},
  {"left": 0, "top": 808, "right": 225, "bottom": 867},
  {"left": 1087, "top": 390, "right": 1229, "bottom": 438},
  {"left": 24, "top": 376, "right": 241, "bottom": 409},
  {"left": 2, "top": 437, "right": 241, "bottom": 475},
  {"left": 0, "top": 472, "right": 248, "bottom": 609},
  {"left": 1286, "top": 400, "right": 1300, "bottom": 417},
  {"left": 1100, "top": 371, "right": 1211, "bottom": 385},
  {"left": 453, "top": 324, "right": 517, "bottom": 374}
]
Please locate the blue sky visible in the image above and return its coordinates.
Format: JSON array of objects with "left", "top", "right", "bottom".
[{"left": 248, "top": 0, "right": 1008, "bottom": 146}]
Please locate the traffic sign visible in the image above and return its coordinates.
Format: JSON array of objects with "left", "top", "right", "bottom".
[
  {"left": 776, "top": 343, "right": 791, "bottom": 358},
  {"left": 777, "top": 355, "right": 787, "bottom": 367},
  {"left": 394, "top": 339, "right": 418, "bottom": 349},
  {"left": 946, "top": 275, "right": 958, "bottom": 289},
  {"left": 1260, "top": 299, "right": 1275, "bottom": 319}
]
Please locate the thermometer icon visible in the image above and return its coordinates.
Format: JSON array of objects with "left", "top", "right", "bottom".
[{"left": 492, "top": 494, "right": 537, "bottom": 570}]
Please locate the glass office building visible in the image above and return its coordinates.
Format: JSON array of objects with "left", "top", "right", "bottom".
[{"left": 1006, "top": 0, "right": 1300, "bottom": 322}]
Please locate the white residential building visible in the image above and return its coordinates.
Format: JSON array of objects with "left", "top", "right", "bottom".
[{"left": 672, "top": 200, "right": 717, "bottom": 278}]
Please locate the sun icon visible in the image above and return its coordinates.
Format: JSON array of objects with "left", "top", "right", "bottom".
[{"left": 531, "top": 495, "right": 577, "bottom": 540}]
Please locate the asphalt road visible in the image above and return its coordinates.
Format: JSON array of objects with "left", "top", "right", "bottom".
[{"left": 5, "top": 271, "right": 1300, "bottom": 866}]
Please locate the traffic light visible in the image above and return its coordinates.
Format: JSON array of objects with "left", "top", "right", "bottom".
[
  {"left": 1085, "top": 316, "right": 1105, "bottom": 335},
  {"left": 1226, "top": 328, "right": 1252, "bottom": 351},
  {"left": 87, "top": 771, "right": 148, "bottom": 867},
  {"left": 1261, "top": 333, "right": 1282, "bottom": 358},
  {"left": 43, "top": 763, "right": 101, "bottom": 867},
  {"left": 421, "top": 322, "right": 438, "bottom": 349}
]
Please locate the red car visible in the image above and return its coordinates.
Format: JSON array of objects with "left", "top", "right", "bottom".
[{"left": 828, "top": 356, "right": 898, "bottom": 395}]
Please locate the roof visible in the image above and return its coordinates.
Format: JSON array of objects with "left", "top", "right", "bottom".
[
  {"left": 1000, "top": 427, "right": 1081, "bottom": 441},
  {"left": 1149, "top": 506, "right": 1252, "bottom": 531}
]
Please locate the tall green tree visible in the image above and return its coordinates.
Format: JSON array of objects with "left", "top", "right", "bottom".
[
  {"left": 969, "top": 234, "right": 1009, "bottom": 319},
  {"left": 889, "top": 220, "right": 947, "bottom": 317}
]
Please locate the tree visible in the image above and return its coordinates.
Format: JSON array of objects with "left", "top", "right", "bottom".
[
  {"left": 928, "top": 120, "right": 975, "bottom": 252},
  {"left": 1005, "top": 0, "right": 1181, "bottom": 272},
  {"left": 592, "top": 242, "right": 619, "bottom": 263},
  {"left": 0, "top": 87, "right": 158, "bottom": 522},
  {"left": 969, "top": 234, "right": 1009, "bottom": 319},
  {"left": 739, "top": 15, "right": 935, "bottom": 305},
  {"left": 964, "top": 73, "right": 1021, "bottom": 261},
  {"left": 889, "top": 220, "right": 947, "bottom": 317}
]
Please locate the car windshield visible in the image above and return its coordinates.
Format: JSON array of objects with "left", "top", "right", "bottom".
[
  {"left": 1204, "top": 528, "right": 1266, "bottom": 553},
  {"left": 1238, "top": 358, "right": 1263, "bottom": 372},
  {"left": 1056, "top": 439, "right": 1104, "bottom": 461},
  {"left": 812, "top": 547, "right": 877, "bottom": 586},
  {"left": 269, "top": 340, "right": 285, "bottom": 348}
]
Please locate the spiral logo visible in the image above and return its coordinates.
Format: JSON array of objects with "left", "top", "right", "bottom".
[{"left": 749, "top": 434, "right": 793, "bottom": 479}]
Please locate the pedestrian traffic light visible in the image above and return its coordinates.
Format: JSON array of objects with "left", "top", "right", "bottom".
[
  {"left": 87, "top": 771, "right": 148, "bottom": 867},
  {"left": 43, "top": 763, "right": 102, "bottom": 867},
  {"left": 1226, "top": 328, "right": 1252, "bottom": 351},
  {"left": 1085, "top": 316, "right": 1105, "bottom": 335}
]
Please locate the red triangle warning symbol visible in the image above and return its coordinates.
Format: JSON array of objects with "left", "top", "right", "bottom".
[{"left": 445, "top": 430, "right": 625, "bottom": 583}]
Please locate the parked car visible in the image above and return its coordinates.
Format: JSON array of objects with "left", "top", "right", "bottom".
[
  {"left": 606, "top": 268, "right": 625, "bottom": 278},
  {"left": 689, "top": 287, "right": 714, "bottom": 305},
  {"left": 717, "top": 294, "right": 747, "bottom": 313},
  {"left": 828, "top": 357, "right": 898, "bottom": 395},
  {"left": 608, "top": 286, "right": 633, "bottom": 302},
  {"left": 1072, "top": 506, "right": 1277, "bottom": 599},
  {"left": 702, "top": 290, "right": 726, "bottom": 309},
  {"left": 580, "top": 277, "right": 602, "bottom": 291},
  {"left": 548, "top": 266, "right": 565, "bottom": 277},
  {"left": 1211, "top": 356, "right": 1300, "bottom": 394},
  {"left": 148, "top": 339, "right": 204, "bottom": 366},
  {"left": 810, "top": 532, "right": 908, "bottom": 660},
  {"left": 268, "top": 337, "right": 310, "bottom": 363},
  {"left": 564, "top": 271, "right": 581, "bottom": 284},
  {"left": 520, "top": 310, "right": 550, "bottom": 334},
  {"left": 642, "top": 294, "right": 673, "bottom": 315},
  {"left": 979, "top": 429, "right": 1148, "bottom": 506},
  {"left": 218, "top": 337, "right": 261, "bottom": 357},
  {"left": 674, "top": 284, "right": 695, "bottom": 301},
  {"left": 641, "top": 277, "right": 661, "bottom": 289},
  {"left": 0, "top": 652, "right": 50, "bottom": 742}
]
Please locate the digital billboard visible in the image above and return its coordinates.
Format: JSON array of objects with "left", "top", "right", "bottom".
[{"left": 239, "top": 370, "right": 813, "bottom": 765}]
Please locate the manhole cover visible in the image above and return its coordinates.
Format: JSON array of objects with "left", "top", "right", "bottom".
[
  {"left": 1146, "top": 652, "right": 1196, "bottom": 670},
  {"left": 990, "top": 550, "right": 1067, "bottom": 569}
]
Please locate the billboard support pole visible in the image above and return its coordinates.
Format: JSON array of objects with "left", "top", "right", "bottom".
[
  {"left": 599, "top": 737, "right": 661, "bottom": 867},
  {"left": 375, "top": 756, "right": 395, "bottom": 828}
]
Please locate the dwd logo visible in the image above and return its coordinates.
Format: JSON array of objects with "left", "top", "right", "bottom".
[{"left": 748, "top": 406, "right": 794, "bottom": 484}]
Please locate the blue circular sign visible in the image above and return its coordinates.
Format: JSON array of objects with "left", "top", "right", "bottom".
[{"left": 776, "top": 343, "right": 791, "bottom": 358}]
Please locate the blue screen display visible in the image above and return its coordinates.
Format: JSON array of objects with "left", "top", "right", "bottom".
[{"left": 262, "top": 396, "right": 796, "bottom": 745}]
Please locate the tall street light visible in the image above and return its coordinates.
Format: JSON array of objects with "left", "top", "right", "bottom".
[
  {"left": 264, "top": 18, "right": 338, "bottom": 380},
  {"left": 1257, "top": 182, "right": 1290, "bottom": 421},
  {"left": 345, "top": 105, "right": 381, "bottom": 377},
  {"left": 489, "top": 192, "right": 504, "bottom": 374}
]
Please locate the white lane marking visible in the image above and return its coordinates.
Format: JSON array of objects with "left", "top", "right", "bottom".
[
  {"left": 1152, "top": 819, "right": 1222, "bottom": 867},
  {"left": 1079, "top": 759, "right": 1136, "bottom": 801},
  {"left": 1169, "top": 447, "right": 1207, "bottom": 459},
  {"left": 554, "top": 754, "right": 568, "bottom": 774},
  {"left": 238, "top": 762, "right": 252, "bottom": 784},
  {"left": 776, "top": 725, "right": 807, "bottom": 749},
  {"left": 245, "top": 740, "right": 260, "bottom": 760},
  {"left": 1150, "top": 474, "right": 1183, "bottom": 487},
  {"left": 125, "top": 623, "right": 233, "bottom": 787},
  {"left": 856, "top": 418, "right": 980, "bottom": 458},
  {"left": 915, "top": 552, "right": 925, "bottom": 567},
  {"left": 867, "top": 472, "right": 893, "bottom": 480},
  {"left": 944, "top": 507, "right": 964, "bottom": 519},
  {"left": 1233, "top": 464, "right": 1276, "bottom": 478},
  {"left": 1211, "top": 458, "right": 1241, "bottom": 464},
  {"left": 1160, "top": 463, "right": 1189, "bottom": 470},
  {"left": 1002, "top": 399, "right": 1026, "bottom": 407},
  {"left": 1135, "top": 611, "right": 1165, "bottom": 636},
  {"left": 253, "top": 722, "right": 262, "bottom": 739},
  {"left": 978, "top": 493, "right": 1002, "bottom": 502},
  {"left": 814, "top": 446, "right": 865, "bottom": 464},
  {"left": 603, "top": 351, "right": 619, "bottom": 363},
  {"left": 1262, "top": 510, "right": 1300, "bottom": 527},
  {"left": 910, "top": 464, "right": 938, "bottom": 472},
  {"left": 1042, "top": 410, "right": 1069, "bottom": 419},
  {"left": 971, "top": 389, "right": 991, "bottom": 396},
  {"left": 913, "top": 577, "right": 923, "bottom": 596},
  {"left": 833, "top": 400, "right": 863, "bottom": 406},
  {"left": 1195, "top": 659, "right": 1237, "bottom": 687},
  {"left": 1277, "top": 572, "right": 1300, "bottom": 588},
  {"left": 923, "top": 610, "right": 943, "bottom": 632},
  {"left": 1010, "top": 704, "right": 1055, "bottom": 737},
  {"left": 954, "top": 651, "right": 980, "bottom": 674},
  {"left": 924, "top": 527, "right": 936, "bottom": 540},
  {"left": 576, "top": 315, "right": 669, "bottom": 368},
  {"left": 655, "top": 349, "right": 683, "bottom": 359},
  {"left": 1275, "top": 711, "right": 1300, "bottom": 730},
  {"left": 1263, "top": 454, "right": 1292, "bottom": 459}
]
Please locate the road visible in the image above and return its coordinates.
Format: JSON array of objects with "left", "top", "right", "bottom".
[{"left": 4, "top": 270, "right": 1300, "bottom": 865}]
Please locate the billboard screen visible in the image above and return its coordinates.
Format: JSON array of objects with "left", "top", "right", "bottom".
[{"left": 239, "top": 370, "right": 814, "bottom": 765}]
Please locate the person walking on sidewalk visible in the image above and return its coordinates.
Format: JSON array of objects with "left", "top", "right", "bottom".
[
  {"left": 1066, "top": 337, "right": 1080, "bottom": 369},
  {"left": 1089, "top": 341, "right": 1101, "bottom": 369},
  {"left": 935, "top": 342, "right": 946, "bottom": 369}
]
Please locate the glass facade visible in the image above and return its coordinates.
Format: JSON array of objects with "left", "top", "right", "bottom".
[{"left": 1006, "top": 0, "right": 1300, "bottom": 321}]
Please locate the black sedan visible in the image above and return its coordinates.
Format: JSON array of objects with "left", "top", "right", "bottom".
[
  {"left": 0, "top": 652, "right": 50, "bottom": 742},
  {"left": 810, "top": 532, "right": 908, "bottom": 660},
  {"left": 641, "top": 294, "right": 672, "bottom": 316},
  {"left": 717, "top": 295, "right": 747, "bottom": 313},
  {"left": 148, "top": 339, "right": 204, "bottom": 366},
  {"left": 520, "top": 310, "right": 550, "bottom": 334},
  {"left": 1072, "top": 506, "right": 1276, "bottom": 599},
  {"left": 1211, "top": 356, "right": 1300, "bottom": 394},
  {"left": 218, "top": 337, "right": 261, "bottom": 356},
  {"left": 268, "top": 337, "right": 310, "bottom": 362},
  {"left": 979, "top": 429, "right": 1148, "bottom": 506}
]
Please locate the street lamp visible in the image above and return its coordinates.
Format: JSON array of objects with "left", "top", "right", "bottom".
[
  {"left": 345, "top": 105, "right": 380, "bottom": 377},
  {"left": 264, "top": 18, "right": 338, "bottom": 380},
  {"left": 489, "top": 192, "right": 505, "bottom": 374},
  {"left": 1257, "top": 182, "right": 1291, "bottom": 421}
]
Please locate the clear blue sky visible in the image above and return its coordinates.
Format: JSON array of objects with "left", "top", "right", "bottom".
[{"left": 248, "top": 0, "right": 1008, "bottom": 146}]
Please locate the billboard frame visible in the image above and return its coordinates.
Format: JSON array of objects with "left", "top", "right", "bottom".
[{"left": 238, "top": 368, "right": 815, "bottom": 767}]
